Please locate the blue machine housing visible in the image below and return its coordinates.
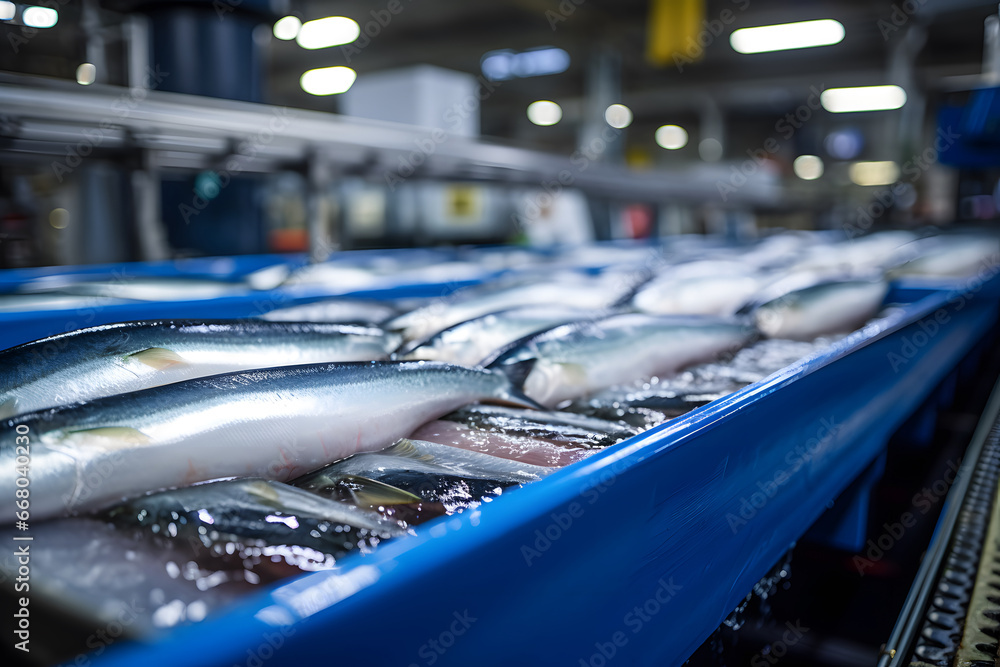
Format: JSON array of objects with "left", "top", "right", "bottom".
[{"left": 1, "top": 251, "right": 996, "bottom": 667}]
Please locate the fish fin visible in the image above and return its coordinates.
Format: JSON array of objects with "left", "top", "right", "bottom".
[
  {"left": 0, "top": 397, "right": 17, "bottom": 420},
  {"left": 346, "top": 475, "right": 423, "bottom": 506},
  {"left": 388, "top": 439, "right": 437, "bottom": 463},
  {"left": 488, "top": 389, "right": 545, "bottom": 411},
  {"left": 128, "top": 347, "right": 188, "bottom": 370},
  {"left": 67, "top": 426, "right": 151, "bottom": 447},
  {"left": 490, "top": 358, "right": 537, "bottom": 389}
]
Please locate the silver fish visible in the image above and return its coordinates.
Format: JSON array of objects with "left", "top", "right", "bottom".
[
  {"left": 1, "top": 361, "right": 537, "bottom": 523},
  {"left": 485, "top": 313, "right": 756, "bottom": 407},
  {"left": 297, "top": 439, "right": 550, "bottom": 513},
  {"left": 387, "top": 275, "right": 631, "bottom": 342},
  {"left": 261, "top": 299, "right": 399, "bottom": 324},
  {"left": 749, "top": 277, "right": 888, "bottom": 340},
  {"left": 0, "top": 320, "right": 402, "bottom": 419},
  {"left": 397, "top": 305, "right": 593, "bottom": 367}
]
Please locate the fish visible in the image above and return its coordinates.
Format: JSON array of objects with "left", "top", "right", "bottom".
[
  {"left": 746, "top": 276, "right": 888, "bottom": 340},
  {"left": 409, "top": 420, "right": 596, "bottom": 468},
  {"left": 632, "top": 269, "right": 765, "bottom": 316},
  {"left": 566, "top": 337, "right": 831, "bottom": 427},
  {"left": 443, "top": 404, "right": 638, "bottom": 447},
  {"left": 484, "top": 313, "right": 757, "bottom": 407},
  {"left": 293, "top": 472, "right": 448, "bottom": 527},
  {"left": 387, "top": 274, "right": 633, "bottom": 342},
  {"left": 889, "top": 234, "right": 1000, "bottom": 279},
  {"left": 1, "top": 361, "right": 539, "bottom": 523},
  {"left": 397, "top": 305, "right": 592, "bottom": 367},
  {"left": 0, "top": 320, "right": 403, "bottom": 419},
  {"left": 261, "top": 299, "right": 399, "bottom": 324},
  {"left": 106, "top": 478, "right": 404, "bottom": 555},
  {"left": 297, "top": 439, "right": 551, "bottom": 513}
]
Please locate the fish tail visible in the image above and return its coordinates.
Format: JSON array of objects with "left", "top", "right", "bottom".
[{"left": 484, "top": 359, "right": 544, "bottom": 410}]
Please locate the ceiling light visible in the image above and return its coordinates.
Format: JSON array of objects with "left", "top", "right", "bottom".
[
  {"left": 273, "top": 16, "right": 301, "bottom": 41},
  {"left": 76, "top": 63, "right": 96, "bottom": 85},
  {"left": 22, "top": 6, "right": 58, "bottom": 28},
  {"left": 296, "top": 16, "right": 360, "bottom": 50},
  {"left": 605, "top": 104, "right": 633, "bottom": 129},
  {"left": 527, "top": 100, "right": 562, "bottom": 126},
  {"left": 821, "top": 85, "right": 906, "bottom": 113},
  {"left": 655, "top": 125, "right": 688, "bottom": 150},
  {"left": 300, "top": 66, "right": 357, "bottom": 96},
  {"left": 849, "top": 161, "right": 899, "bottom": 186},
  {"left": 793, "top": 155, "right": 824, "bottom": 180},
  {"left": 730, "top": 19, "right": 844, "bottom": 54}
]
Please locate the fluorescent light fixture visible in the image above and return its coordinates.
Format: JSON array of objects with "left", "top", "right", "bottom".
[
  {"left": 0, "top": 2, "right": 15, "bottom": 21},
  {"left": 76, "top": 63, "right": 96, "bottom": 85},
  {"left": 296, "top": 16, "right": 359, "bottom": 50},
  {"left": 731, "top": 19, "right": 844, "bottom": 54},
  {"left": 273, "top": 16, "right": 301, "bottom": 41},
  {"left": 655, "top": 125, "right": 688, "bottom": 150},
  {"left": 699, "top": 138, "right": 723, "bottom": 161},
  {"left": 605, "top": 104, "right": 633, "bottom": 129},
  {"left": 793, "top": 155, "right": 824, "bottom": 180},
  {"left": 849, "top": 161, "right": 899, "bottom": 186},
  {"left": 300, "top": 66, "right": 357, "bottom": 96},
  {"left": 821, "top": 85, "right": 906, "bottom": 113},
  {"left": 482, "top": 47, "right": 570, "bottom": 81},
  {"left": 22, "top": 6, "right": 58, "bottom": 28},
  {"left": 527, "top": 100, "right": 562, "bottom": 126}
]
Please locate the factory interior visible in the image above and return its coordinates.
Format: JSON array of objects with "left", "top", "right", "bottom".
[{"left": 2, "top": 1, "right": 1000, "bottom": 666}]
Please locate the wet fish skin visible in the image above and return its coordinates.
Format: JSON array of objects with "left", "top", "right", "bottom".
[
  {"left": 410, "top": 420, "right": 596, "bottom": 468},
  {"left": 1, "top": 361, "right": 537, "bottom": 523},
  {"left": 300, "top": 439, "right": 550, "bottom": 513},
  {"left": 262, "top": 299, "right": 399, "bottom": 324},
  {"left": 751, "top": 278, "right": 888, "bottom": 340},
  {"left": 397, "top": 305, "right": 593, "bottom": 367},
  {"left": 293, "top": 473, "right": 449, "bottom": 526},
  {"left": 443, "top": 404, "right": 638, "bottom": 447},
  {"left": 486, "top": 313, "right": 757, "bottom": 407},
  {"left": 0, "top": 320, "right": 402, "bottom": 419},
  {"left": 387, "top": 276, "right": 630, "bottom": 342},
  {"left": 106, "top": 478, "right": 403, "bottom": 557}
]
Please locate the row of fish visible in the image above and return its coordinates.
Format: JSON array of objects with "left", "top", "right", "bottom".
[{"left": 0, "top": 229, "right": 996, "bottom": 654}]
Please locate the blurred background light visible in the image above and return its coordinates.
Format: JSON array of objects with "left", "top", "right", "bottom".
[
  {"left": 793, "top": 155, "right": 824, "bottom": 180},
  {"left": 730, "top": 19, "right": 845, "bottom": 54},
  {"left": 849, "top": 160, "right": 900, "bottom": 186},
  {"left": 273, "top": 16, "right": 301, "bottom": 41},
  {"left": 821, "top": 85, "right": 907, "bottom": 113},
  {"left": 527, "top": 100, "right": 562, "bottom": 126},
  {"left": 482, "top": 47, "right": 570, "bottom": 81},
  {"left": 22, "top": 6, "right": 58, "bottom": 28},
  {"left": 296, "top": 17, "right": 360, "bottom": 50},
  {"left": 76, "top": 63, "right": 96, "bottom": 86},
  {"left": 604, "top": 104, "right": 633, "bottom": 129},
  {"left": 699, "top": 138, "right": 723, "bottom": 161},
  {"left": 824, "top": 128, "right": 865, "bottom": 160},
  {"left": 655, "top": 125, "right": 688, "bottom": 150},
  {"left": 300, "top": 66, "right": 357, "bottom": 95}
]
